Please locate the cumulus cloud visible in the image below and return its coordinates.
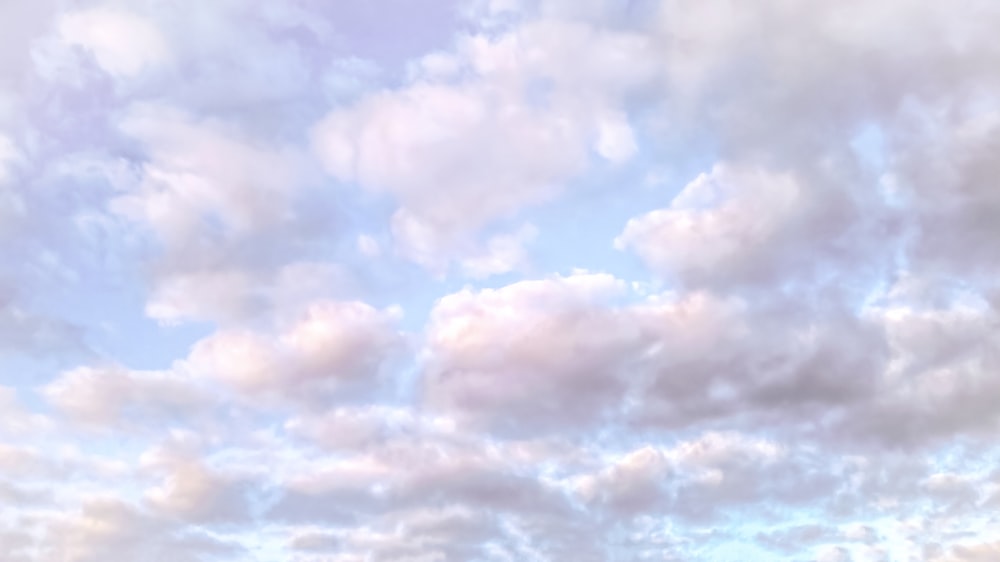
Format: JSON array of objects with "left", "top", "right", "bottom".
[
  {"left": 575, "top": 446, "right": 670, "bottom": 515},
  {"left": 58, "top": 8, "right": 170, "bottom": 78},
  {"left": 314, "top": 79, "right": 589, "bottom": 268},
  {"left": 839, "top": 296, "right": 1000, "bottom": 447},
  {"left": 460, "top": 223, "right": 539, "bottom": 279},
  {"left": 889, "top": 106, "right": 1000, "bottom": 284},
  {"left": 186, "top": 299, "right": 403, "bottom": 405},
  {"left": 42, "top": 365, "right": 206, "bottom": 428},
  {"left": 139, "top": 434, "right": 252, "bottom": 524},
  {"left": 421, "top": 271, "right": 637, "bottom": 433},
  {"left": 422, "top": 272, "right": 888, "bottom": 436},
  {"left": 32, "top": 497, "right": 242, "bottom": 562},
  {"left": 110, "top": 103, "right": 335, "bottom": 324},
  {"left": 4, "top": 0, "right": 1000, "bottom": 559},
  {"left": 936, "top": 540, "right": 1000, "bottom": 562},
  {"left": 312, "top": 12, "right": 656, "bottom": 269},
  {"left": 615, "top": 161, "right": 878, "bottom": 290},
  {"left": 40, "top": 297, "right": 403, "bottom": 430}
]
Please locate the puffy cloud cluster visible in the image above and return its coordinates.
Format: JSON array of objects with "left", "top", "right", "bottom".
[
  {"left": 42, "top": 365, "right": 206, "bottom": 428},
  {"left": 186, "top": 299, "right": 404, "bottom": 404},
  {"left": 615, "top": 161, "right": 883, "bottom": 291},
  {"left": 422, "top": 272, "right": 635, "bottom": 432},
  {"left": 57, "top": 7, "right": 170, "bottom": 79},
  {"left": 3, "top": 0, "right": 1000, "bottom": 560},
  {"left": 421, "top": 271, "right": 888, "bottom": 440},
  {"left": 312, "top": 8, "right": 657, "bottom": 270}
]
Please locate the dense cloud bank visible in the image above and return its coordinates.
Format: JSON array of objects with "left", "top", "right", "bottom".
[{"left": 2, "top": 0, "right": 1000, "bottom": 560}]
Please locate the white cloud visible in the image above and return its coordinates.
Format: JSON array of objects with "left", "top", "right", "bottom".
[
  {"left": 356, "top": 233, "right": 381, "bottom": 258},
  {"left": 42, "top": 365, "right": 205, "bottom": 428},
  {"left": 144, "top": 268, "right": 257, "bottom": 325},
  {"left": 285, "top": 405, "right": 412, "bottom": 452},
  {"left": 110, "top": 103, "right": 332, "bottom": 324},
  {"left": 595, "top": 110, "right": 638, "bottom": 163},
  {"left": 0, "top": 134, "right": 26, "bottom": 231},
  {"left": 140, "top": 436, "right": 251, "bottom": 523},
  {"left": 314, "top": 79, "right": 588, "bottom": 240},
  {"left": 840, "top": 299, "right": 1000, "bottom": 446},
  {"left": 460, "top": 224, "right": 538, "bottom": 279},
  {"left": 145, "top": 261, "right": 351, "bottom": 326},
  {"left": 422, "top": 270, "right": 887, "bottom": 436},
  {"left": 889, "top": 106, "right": 1000, "bottom": 283},
  {"left": 616, "top": 161, "right": 872, "bottom": 289},
  {"left": 113, "top": 103, "right": 310, "bottom": 247},
  {"left": 421, "top": 271, "right": 635, "bottom": 433},
  {"left": 58, "top": 8, "right": 170, "bottom": 78},
  {"left": 4, "top": 0, "right": 1000, "bottom": 559},
  {"left": 186, "top": 299, "right": 402, "bottom": 404},
  {"left": 312, "top": 14, "right": 656, "bottom": 270},
  {"left": 33, "top": 497, "right": 241, "bottom": 562},
  {"left": 0, "top": 134, "right": 21, "bottom": 183},
  {"left": 935, "top": 540, "right": 1000, "bottom": 562},
  {"left": 575, "top": 446, "right": 669, "bottom": 515}
]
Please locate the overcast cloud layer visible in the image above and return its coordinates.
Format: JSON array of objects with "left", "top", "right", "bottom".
[{"left": 2, "top": 0, "right": 1000, "bottom": 560}]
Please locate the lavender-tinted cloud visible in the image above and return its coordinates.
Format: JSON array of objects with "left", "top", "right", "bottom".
[{"left": 2, "top": 0, "right": 1000, "bottom": 560}]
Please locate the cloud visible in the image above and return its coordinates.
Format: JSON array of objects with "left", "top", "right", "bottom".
[
  {"left": 756, "top": 524, "right": 839, "bottom": 555},
  {"left": 575, "top": 446, "right": 670, "bottom": 515},
  {"left": 459, "top": 223, "right": 538, "bottom": 279},
  {"left": 110, "top": 103, "right": 337, "bottom": 324},
  {"left": 42, "top": 365, "right": 206, "bottom": 428},
  {"left": 40, "top": 298, "right": 402, "bottom": 427},
  {"left": 33, "top": 497, "right": 242, "bottom": 562},
  {"left": 329, "top": 507, "right": 501, "bottom": 561},
  {"left": 889, "top": 106, "right": 1000, "bottom": 284},
  {"left": 615, "top": 161, "right": 878, "bottom": 290},
  {"left": 0, "top": 134, "right": 22, "bottom": 184},
  {"left": 657, "top": 431, "right": 839, "bottom": 523},
  {"left": 140, "top": 435, "right": 252, "bottom": 524},
  {"left": 312, "top": 13, "right": 656, "bottom": 270},
  {"left": 839, "top": 296, "right": 1000, "bottom": 447},
  {"left": 284, "top": 405, "right": 415, "bottom": 452},
  {"left": 651, "top": 0, "right": 1000, "bottom": 156},
  {"left": 114, "top": 104, "right": 309, "bottom": 245},
  {"left": 0, "top": 289, "right": 87, "bottom": 358},
  {"left": 273, "top": 427, "right": 572, "bottom": 523},
  {"left": 421, "top": 271, "right": 637, "bottom": 433},
  {"left": 356, "top": 233, "right": 382, "bottom": 258},
  {"left": 633, "top": 291, "right": 888, "bottom": 431},
  {"left": 288, "top": 528, "right": 339, "bottom": 552},
  {"left": 58, "top": 8, "right": 170, "bottom": 78},
  {"left": 936, "top": 540, "right": 1000, "bottom": 562},
  {"left": 3, "top": 0, "right": 1000, "bottom": 559},
  {"left": 0, "top": 0, "right": 57, "bottom": 97},
  {"left": 185, "top": 299, "right": 403, "bottom": 405},
  {"left": 422, "top": 270, "right": 888, "bottom": 436},
  {"left": 267, "top": 417, "right": 599, "bottom": 558},
  {"left": 313, "top": 78, "right": 589, "bottom": 257}
]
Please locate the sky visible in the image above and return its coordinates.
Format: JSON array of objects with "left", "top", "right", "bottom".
[{"left": 1, "top": 0, "right": 1000, "bottom": 560}]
